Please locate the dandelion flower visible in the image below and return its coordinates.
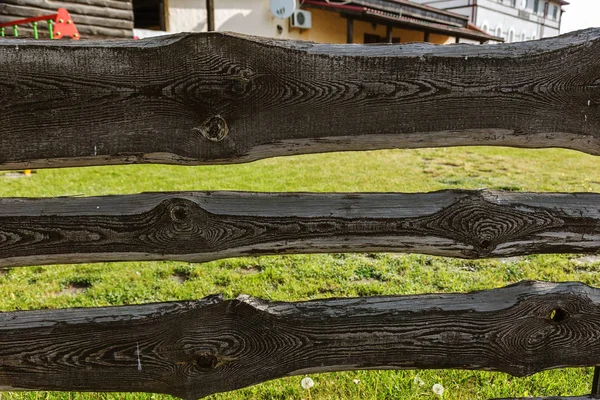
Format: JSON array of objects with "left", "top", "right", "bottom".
[
  {"left": 413, "top": 376, "right": 425, "bottom": 386},
  {"left": 353, "top": 379, "right": 360, "bottom": 384},
  {"left": 301, "top": 377, "right": 314, "bottom": 390},
  {"left": 432, "top": 383, "right": 445, "bottom": 396}
]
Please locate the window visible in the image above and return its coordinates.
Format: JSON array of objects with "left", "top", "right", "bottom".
[
  {"left": 496, "top": 27, "right": 502, "bottom": 38},
  {"left": 482, "top": 24, "right": 489, "bottom": 33},
  {"left": 533, "top": 0, "right": 539, "bottom": 13},
  {"left": 553, "top": 5, "right": 559, "bottom": 19},
  {"left": 521, "top": 32, "right": 526, "bottom": 41},
  {"left": 511, "top": 0, "right": 517, "bottom": 6},
  {"left": 509, "top": 30, "right": 514, "bottom": 42},
  {"left": 364, "top": 33, "right": 400, "bottom": 44},
  {"left": 133, "top": 0, "right": 166, "bottom": 30}
]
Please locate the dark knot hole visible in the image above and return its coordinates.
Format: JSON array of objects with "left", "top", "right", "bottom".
[
  {"left": 549, "top": 307, "right": 568, "bottom": 323},
  {"left": 196, "top": 353, "right": 219, "bottom": 369},
  {"left": 195, "top": 115, "right": 228, "bottom": 142},
  {"left": 171, "top": 206, "right": 188, "bottom": 222}
]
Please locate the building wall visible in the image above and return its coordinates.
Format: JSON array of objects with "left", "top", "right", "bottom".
[
  {"left": 166, "top": 0, "right": 454, "bottom": 44},
  {"left": 411, "top": 0, "right": 562, "bottom": 41},
  {"left": 476, "top": 0, "right": 561, "bottom": 40}
]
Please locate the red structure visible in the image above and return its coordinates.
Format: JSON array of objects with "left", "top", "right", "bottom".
[{"left": 0, "top": 8, "right": 79, "bottom": 40}]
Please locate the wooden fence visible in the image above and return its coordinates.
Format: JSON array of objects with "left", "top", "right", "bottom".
[{"left": 0, "top": 28, "right": 599, "bottom": 399}]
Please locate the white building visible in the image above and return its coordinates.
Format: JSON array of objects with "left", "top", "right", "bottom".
[
  {"left": 131, "top": 0, "right": 499, "bottom": 44},
  {"left": 411, "top": 0, "right": 568, "bottom": 41}
]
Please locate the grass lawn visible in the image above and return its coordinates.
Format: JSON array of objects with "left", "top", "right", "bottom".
[{"left": 0, "top": 146, "right": 600, "bottom": 399}]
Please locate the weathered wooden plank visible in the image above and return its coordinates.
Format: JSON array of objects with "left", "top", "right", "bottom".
[
  {"left": 0, "top": 190, "right": 599, "bottom": 267},
  {"left": 0, "top": 281, "right": 599, "bottom": 398},
  {"left": 0, "top": 29, "right": 598, "bottom": 169}
]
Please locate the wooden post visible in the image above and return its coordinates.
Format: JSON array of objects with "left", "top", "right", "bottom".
[
  {"left": 424, "top": 31, "right": 430, "bottom": 42},
  {"left": 206, "top": 0, "right": 215, "bottom": 31},
  {"left": 160, "top": 0, "right": 167, "bottom": 31},
  {"left": 346, "top": 17, "right": 353, "bottom": 43},
  {"left": 592, "top": 368, "right": 600, "bottom": 396},
  {"left": 386, "top": 25, "right": 393, "bottom": 43}
]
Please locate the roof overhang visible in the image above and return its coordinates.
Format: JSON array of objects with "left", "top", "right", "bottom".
[{"left": 302, "top": 0, "right": 503, "bottom": 43}]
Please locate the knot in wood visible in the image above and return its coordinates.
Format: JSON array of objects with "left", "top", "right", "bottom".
[
  {"left": 170, "top": 205, "right": 189, "bottom": 223},
  {"left": 195, "top": 116, "right": 228, "bottom": 142},
  {"left": 164, "top": 198, "right": 206, "bottom": 225},
  {"left": 230, "top": 69, "right": 253, "bottom": 94},
  {"left": 196, "top": 353, "right": 219, "bottom": 369},
  {"left": 549, "top": 307, "right": 568, "bottom": 323}
]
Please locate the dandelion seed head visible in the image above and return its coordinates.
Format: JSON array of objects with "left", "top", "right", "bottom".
[
  {"left": 432, "top": 383, "right": 444, "bottom": 396},
  {"left": 413, "top": 376, "right": 425, "bottom": 386},
  {"left": 301, "top": 377, "right": 314, "bottom": 389}
]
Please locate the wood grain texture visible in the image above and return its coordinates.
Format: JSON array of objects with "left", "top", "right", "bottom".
[
  {"left": 0, "top": 29, "right": 599, "bottom": 169},
  {"left": 0, "top": 190, "right": 599, "bottom": 267},
  {"left": 0, "top": 281, "right": 599, "bottom": 398}
]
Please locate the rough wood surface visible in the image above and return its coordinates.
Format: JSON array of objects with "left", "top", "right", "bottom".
[
  {"left": 0, "top": 29, "right": 598, "bottom": 169},
  {"left": 0, "top": 190, "right": 600, "bottom": 267},
  {"left": 0, "top": 281, "right": 599, "bottom": 398}
]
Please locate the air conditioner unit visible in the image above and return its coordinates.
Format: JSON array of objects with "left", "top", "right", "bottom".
[{"left": 290, "top": 10, "right": 312, "bottom": 29}]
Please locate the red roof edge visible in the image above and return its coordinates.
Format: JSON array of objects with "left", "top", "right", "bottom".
[
  {"left": 467, "top": 22, "right": 503, "bottom": 41},
  {"left": 386, "top": 0, "right": 469, "bottom": 21}
]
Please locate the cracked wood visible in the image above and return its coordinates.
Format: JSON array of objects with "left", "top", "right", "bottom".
[
  {"left": 1, "top": 190, "right": 600, "bottom": 267},
  {"left": 0, "top": 281, "right": 599, "bottom": 398},
  {"left": 0, "top": 29, "right": 599, "bottom": 169}
]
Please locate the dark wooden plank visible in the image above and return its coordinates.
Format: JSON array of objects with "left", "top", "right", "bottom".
[
  {"left": 0, "top": 281, "right": 600, "bottom": 398},
  {"left": 0, "top": 190, "right": 600, "bottom": 267},
  {"left": 0, "top": 29, "right": 598, "bottom": 169}
]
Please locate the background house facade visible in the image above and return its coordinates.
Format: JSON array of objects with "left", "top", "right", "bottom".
[
  {"left": 0, "top": 0, "right": 499, "bottom": 44},
  {"left": 138, "top": 0, "right": 499, "bottom": 43},
  {"left": 411, "top": 0, "right": 567, "bottom": 41}
]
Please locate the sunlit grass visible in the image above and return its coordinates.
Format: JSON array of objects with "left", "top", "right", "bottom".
[{"left": 0, "top": 146, "right": 599, "bottom": 399}]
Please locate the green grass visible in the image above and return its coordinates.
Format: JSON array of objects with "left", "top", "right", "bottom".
[{"left": 1, "top": 146, "right": 600, "bottom": 399}]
